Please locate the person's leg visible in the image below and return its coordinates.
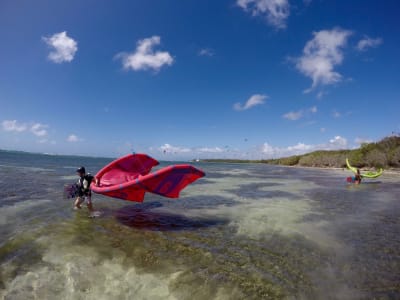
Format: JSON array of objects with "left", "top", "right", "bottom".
[
  {"left": 86, "top": 195, "right": 93, "bottom": 211},
  {"left": 74, "top": 196, "right": 84, "bottom": 209}
]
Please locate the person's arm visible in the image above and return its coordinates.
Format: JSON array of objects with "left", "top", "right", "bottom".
[{"left": 89, "top": 174, "right": 99, "bottom": 186}]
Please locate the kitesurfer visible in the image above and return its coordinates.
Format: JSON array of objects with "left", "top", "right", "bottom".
[
  {"left": 354, "top": 168, "right": 362, "bottom": 184},
  {"left": 74, "top": 166, "right": 97, "bottom": 211}
]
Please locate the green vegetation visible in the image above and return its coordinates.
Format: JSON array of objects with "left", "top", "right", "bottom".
[{"left": 201, "top": 136, "right": 400, "bottom": 169}]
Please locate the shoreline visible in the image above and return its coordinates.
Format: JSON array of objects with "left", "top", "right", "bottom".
[{"left": 199, "top": 159, "right": 400, "bottom": 175}]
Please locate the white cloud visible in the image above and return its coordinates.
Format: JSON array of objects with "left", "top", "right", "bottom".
[
  {"left": 287, "top": 142, "right": 314, "bottom": 152},
  {"left": 2, "top": 120, "right": 48, "bottom": 137},
  {"left": 260, "top": 135, "right": 348, "bottom": 158},
  {"left": 2, "top": 120, "right": 27, "bottom": 132},
  {"left": 67, "top": 134, "right": 82, "bottom": 142},
  {"left": 260, "top": 142, "right": 314, "bottom": 158},
  {"left": 294, "top": 28, "right": 352, "bottom": 93},
  {"left": 283, "top": 106, "right": 317, "bottom": 120},
  {"left": 198, "top": 48, "right": 214, "bottom": 57},
  {"left": 328, "top": 135, "right": 347, "bottom": 148},
  {"left": 316, "top": 91, "right": 326, "bottom": 99},
  {"left": 196, "top": 147, "right": 224, "bottom": 153},
  {"left": 283, "top": 110, "right": 303, "bottom": 120},
  {"left": 234, "top": 94, "right": 267, "bottom": 111},
  {"left": 157, "top": 144, "right": 227, "bottom": 156},
  {"left": 332, "top": 110, "right": 341, "bottom": 118},
  {"left": 116, "top": 36, "right": 174, "bottom": 72},
  {"left": 237, "top": 0, "right": 290, "bottom": 29},
  {"left": 355, "top": 137, "right": 373, "bottom": 145},
  {"left": 356, "top": 36, "right": 383, "bottom": 51},
  {"left": 30, "top": 123, "right": 48, "bottom": 137},
  {"left": 261, "top": 143, "right": 279, "bottom": 157},
  {"left": 150, "top": 135, "right": 350, "bottom": 160},
  {"left": 160, "top": 143, "right": 191, "bottom": 153},
  {"left": 43, "top": 31, "right": 78, "bottom": 63}
]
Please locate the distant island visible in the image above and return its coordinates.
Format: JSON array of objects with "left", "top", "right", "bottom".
[{"left": 199, "top": 136, "right": 400, "bottom": 169}]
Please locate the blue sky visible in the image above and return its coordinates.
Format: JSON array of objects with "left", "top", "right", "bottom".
[{"left": 0, "top": 0, "right": 399, "bottom": 159}]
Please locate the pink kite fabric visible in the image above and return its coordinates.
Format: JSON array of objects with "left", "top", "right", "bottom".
[{"left": 91, "top": 154, "right": 205, "bottom": 202}]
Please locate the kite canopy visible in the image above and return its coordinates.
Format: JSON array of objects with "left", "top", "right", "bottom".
[
  {"left": 346, "top": 158, "right": 383, "bottom": 178},
  {"left": 91, "top": 154, "right": 205, "bottom": 202}
]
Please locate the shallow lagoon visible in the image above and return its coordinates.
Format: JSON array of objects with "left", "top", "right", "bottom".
[{"left": 1, "top": 151, "right": 399, "bottom": 299}]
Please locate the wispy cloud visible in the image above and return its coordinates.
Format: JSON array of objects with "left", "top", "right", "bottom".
[
  {"left": 2, "top": 120, "right": 48, "bottom": 138},
  {"left": 198, "top": 48, "right": 214, "bottom": 57},
  {"left": 237, "top": 0, "right": 290, "bottom": 29},
  {"left": 67, "top": 134, "right": 83, "bottom": 142},
  {"left": 328, "top": 135, "right": 347, "bottom": 147},
  {"left": 356, "top": 36, "right": 383, "bottom": 51},
  {"left": 159, "top": 144, "right": 191, "bottom": 153},
  {"left": 283, "top": 106, "right": 317, "bottom": 120},
  {"left": 260, "top": 135, "right": 348, "bottom": 158},
  {"left": 234, "top": 94, "right": 267, "bottom": 111},
  {"left": 158, "top": 144, "right": 225, "bottom": 155},
  {"left": 115, "top": 36, "right": 174, "bottom": 72},
  {"left": 332, "top": 110, "right": 341, "bottom": 118},
  {"left": 42, "top": 31, "right": 78, "bottom": 63},
  {"left": 355, "top": 137, "right": 373, "bottom": 145},
  {"left": 196, "top": 147, "right": 224, "bottom": 153},
  {"left": 2, "top": 120, "right": 28, "bottom": 132},
  {"left": 294, "top": 28, "right": 352, "bottom": 93},
  {"left": 30, "top": 123, "right": 48, "bottom": 137},
  {"left": 150, "top": 135, "right": 350, "bottom": 160},
  {"left": 283, "top": 110, "right": 303, "bottom": 120},
  {"left": 332, "top": 109, "right": 351, "bottom": 119}
]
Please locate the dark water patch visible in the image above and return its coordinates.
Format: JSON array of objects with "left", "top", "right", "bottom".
[
  {"left": 199, "top": 171, "right": 247, "bottom": 179},
  {"left": 160, "top": 195, "right": 239, "bottom": 209},
  {"left": 0, "top": 167, "right": 63, "bottom": 207},
  {"left": 189, "top": 178, "right": 216, "bottom": 185},
  {"left": 93, "top": 214, "right": 339, "bottom": 299},
  {"left": 338, "top": 207, "right": 400, "bottom": 298},
  {"left": 305, "top": 188, "right": 373, "bottom": 220},
  {"left": 358, "top": 181, "right": 382, "bottom": 185},
  {"left": 114, "top": 203, "right": 227, "bottom": 231},
  {"left": 228, "top": 182, "right": 301, "bottom": 200},
  {"left": 301, "top": 179, "right": 400, "bottom": 298},
  {"left": 167, "top": 230, "right": 338, "bottom": 299}
]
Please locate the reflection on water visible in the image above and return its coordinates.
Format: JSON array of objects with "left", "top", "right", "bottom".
[{"left": 0, "top": 151, "right": 400, "bottom": 299}]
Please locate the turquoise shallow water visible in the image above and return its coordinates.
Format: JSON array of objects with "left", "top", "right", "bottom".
[{"left": 0, "top": 150, "right": 399, "bottom": 299}]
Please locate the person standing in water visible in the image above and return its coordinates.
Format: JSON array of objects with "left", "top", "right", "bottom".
[
  {"left": 354, "top": 168, "right": 362, "bottom": 184},
  {"left": 75, "top": 167, "right": 97, "bottom": 211}
]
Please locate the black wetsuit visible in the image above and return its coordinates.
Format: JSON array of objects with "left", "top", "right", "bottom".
[{"left": 78, "top": 174, "right": 94, "bottom": 197}]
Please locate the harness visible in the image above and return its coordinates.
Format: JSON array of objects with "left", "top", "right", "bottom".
[{"left": 78, "top": 174, "right": 94, "bottom": 195}]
